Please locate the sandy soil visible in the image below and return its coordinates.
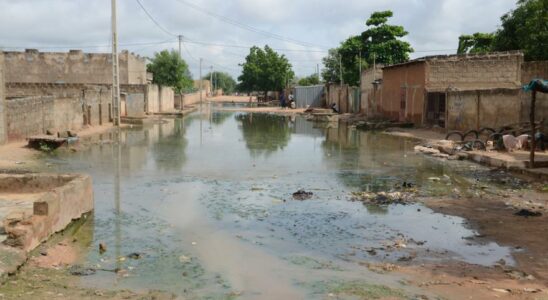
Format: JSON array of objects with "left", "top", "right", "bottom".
[{"left": 0, "top": 124, "right": 117, "bottom": 172}]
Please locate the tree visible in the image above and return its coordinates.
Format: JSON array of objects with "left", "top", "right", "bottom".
[
  {"left": 238, "top": 45, "right": 294, "bottom": 94},
  {"left": 493, "top": 0, "right": 548, "bottom": 61},
  {"left": 321, "top": 48, "right": 341, "bottom": 84},
  {"left": 322, "top": 11, "right": 412, "bottom": 86},
  {"left": 147, "top": 50, "right": 193, "bottom": 93},
  {"left": 360, "top": 11, "right": 413, "bottom": 66},
  {"left": 457, "top": 33, "right": 496, "bottom": 54},
  {"left": 297, "top": 73, "right": 320, "bottom": 86},
  {"left": 203, "top": 71, "right": 237, "bottom": 94}
]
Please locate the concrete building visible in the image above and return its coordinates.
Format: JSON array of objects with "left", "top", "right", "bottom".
[
  {"left": 361, "top": 51, "right": 541, "bottom": 131},
  {"left": 1, "top": 50, "right": 176, "bottom": 142}
]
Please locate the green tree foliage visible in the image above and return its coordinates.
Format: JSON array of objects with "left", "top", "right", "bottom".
[
  {"left": 493, "top": 0, "right": 548, "bottom": 61},
  {"left": 203, "top": 71, "right": 237, "bottom": 94},
  {"left": 147, "top": 50, "right": 193, "bottom": 93},
  {"left": 237, "top": 45, "right": 294, "bottom": 93},
  {"left": 297, "top": 73, "right": 320, "bottom": 86},
  {"left": 457, "top": 33, "right": 496, "bottom": 54},
  {"left": 321, "top": 48, "right": 341, "bottom": 84},
  {"left": 322, "top": 11, "right": 412, "bottom": 86},
  {"left": 360, "top": 11, "right": 413, "bottom": 65}
]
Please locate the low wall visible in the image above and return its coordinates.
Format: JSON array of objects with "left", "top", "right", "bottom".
[
  {"left": 447, "top": 89, "right": 521, "bottom": 131},
  {"left": 6, "top": 96, "right": 83, "bottom": 141},
  {"left": 327, "top": 84, "right": 350, "bottom": 113},
  {"left": 360, "top": 67, "right": 383, "bottom": 115},
  {"left": 1, "top": 173, "right": 93, "bottom": 252},
  {"left": 175, "top": 90, "right": 207, "bottom": 109}
]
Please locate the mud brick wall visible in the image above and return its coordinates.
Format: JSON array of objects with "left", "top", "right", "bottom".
[
  {"left": 0, "top": 53, "right": 6, "bottom": 144},
  {"left": 6, "top": 83, "right": 113, "bottom": 128},
  {"left": 520, "top": 61, "right": 548, "bottom": 123},
  {"left": 447, "top": 89, "right": 521, "bottom": 131},
  {"left": 381, "top": 62, "right": 426, "bottom": 124},
  {"left": 2, "top": 49, "right": 146, "bottom": 85},
  {"left": 6, "top": 96, "right": 55, "bottom": 140},
  {"left": 360, "top": 66, "right": 383, "bottom": 116},
  {"left": 426, "top": 52, "right": 523, "bottom": 91},
  {"left": 146, "top": 84, "right": 160, "bottom": 113}
]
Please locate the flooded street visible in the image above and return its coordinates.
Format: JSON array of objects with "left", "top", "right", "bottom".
[{"left": 28, "top": 106, "right": 538, "bottom": 299}]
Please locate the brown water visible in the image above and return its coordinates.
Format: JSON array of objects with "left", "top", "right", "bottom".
[{"left": 42, "top": 106, "right": 528, "bottom": 299}]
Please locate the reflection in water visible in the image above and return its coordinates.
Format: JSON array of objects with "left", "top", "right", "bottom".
[
  {"left": 151, "top": 119, "right": 188, "bottom": 171},
  {"left": 236, "top": 113, "right": 292, "bottom": 157},
  {"left": 41, "top": 112, "right": 526, "bottom": 298}
]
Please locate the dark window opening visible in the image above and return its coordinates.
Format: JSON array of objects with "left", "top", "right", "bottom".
[{"left": 426, "top": 92, "right": 446, "bottom": 128}]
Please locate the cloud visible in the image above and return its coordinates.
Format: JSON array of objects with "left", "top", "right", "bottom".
[{"left": 0, "top": 0, "right": 517, "bottom": 79}]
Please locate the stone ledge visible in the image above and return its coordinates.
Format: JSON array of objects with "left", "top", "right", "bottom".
[{"left": 0, "top": 173, "right": 93, "bottom": 252}]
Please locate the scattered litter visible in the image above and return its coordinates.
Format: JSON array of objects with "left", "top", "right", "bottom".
[
  {"left": 491, "top": 288, "right": 510, "bottom": 294},
  {"left": 179, "top": 255, "right": 191, "bottom": 264},
  {"left": 191, "top": 241, "right": 197, "bottom": 246},
  {"left": 351, "top": 191, "right": 414, "bottom": 205},
  {"left": 127, "top": 252, "right": 141, "bottom": 260},
  {"left": 292, "top": 189, "right": 313, "bottom": 200}
]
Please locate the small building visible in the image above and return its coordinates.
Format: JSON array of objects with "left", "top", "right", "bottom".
[{"left": 366, "top": 51, "right": 528, "bottom": 130}]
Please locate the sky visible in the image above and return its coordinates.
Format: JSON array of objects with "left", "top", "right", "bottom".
[{"left": 0, "top": 0, "right": 518, "bottom": 80}]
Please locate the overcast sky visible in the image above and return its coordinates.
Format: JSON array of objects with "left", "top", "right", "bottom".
[{"left": 0, "top": 0, "right": 517, "bottom": 79}]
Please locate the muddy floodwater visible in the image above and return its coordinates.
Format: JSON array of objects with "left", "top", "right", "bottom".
[{"left": 39, "top": 106, "right": 530, "bottom": 299}]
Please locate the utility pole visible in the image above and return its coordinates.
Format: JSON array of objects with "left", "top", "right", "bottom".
[
  {"left": 317, "top": 64, "right": 320, "bottom": 83},
  {"left": 339, "top": 54, "right": 343, "bottom": 85},
  {"left": 209, "top": 66, "right": 213, "bottom": 96},
  {"left": 178, "top": 35, "right": 183, "bottom": 111},
  {"left": 111, "top": 0, "right": 120, "bottom": 126},
  {"left": 199, "top": 58, "right": 203, "bottom": 104}
]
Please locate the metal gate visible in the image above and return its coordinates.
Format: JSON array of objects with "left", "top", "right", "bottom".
[{"left": 294, "top": 85, "right": 325, "bottom": 108}]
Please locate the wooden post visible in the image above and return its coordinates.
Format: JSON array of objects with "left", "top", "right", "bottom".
[{"left": 530, "top": 90, "right": 536, "bottom": 168}]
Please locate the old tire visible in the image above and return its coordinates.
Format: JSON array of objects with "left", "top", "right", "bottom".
[
  {"left": 445, "top": 131, "right": 464, "bottom": 141},
  {"left": 479, "top": 127, "right": 495, "bottom": 136},
  {"left": 463, "top": 130, "right": 479, "bottom": 140}
]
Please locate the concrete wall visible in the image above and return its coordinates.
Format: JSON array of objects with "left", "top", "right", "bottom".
[
  {"left": 327, "top": 84, "right": 350, "bottom": 113},
  {"left": 159, "top": 86, "right": 174, "bottom": 112},
  {"left": 521, "top": 61, "right": 548, "bottom": 122},
  {"left": 175, "top": 90, "right": 207, "bottom": 109},
  {"left": 124, "top": 93, "right": 145, "bottom": 118},
  {"left": 0, "top": 53, "right": 6, "bottom": 144},
  {"left": 360, "top": 66, "right": 383, "bottom": 116},
  {"left": 6, "top": 95, "right": 83, "bottom": 140},
  {"left": 447, "top": 89, "right": 521, "bottom": 131},
  {"left": 426, "top": 52, "right": 523, "bottom": 91},
  {"left": 381, "top": 62, "right": 426, "bottom": 123},
  {"left": 2, "top": 49, "right": 146, "bottom": 85},
  {"left": 146, "top": 84, "right": 160, "bottom": 113}
]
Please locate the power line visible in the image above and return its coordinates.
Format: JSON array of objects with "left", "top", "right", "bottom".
[
  {"left": 135, "top": 0, "right": 177, "bottom": 37},
  {"left": 172, "top": 0, "right": 329, "bottom": 50},
  {"left": 182, "top": 37, "right": 328, "bottom": 53}
]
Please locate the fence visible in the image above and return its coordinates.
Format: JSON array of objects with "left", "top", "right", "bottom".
[{"left": 293, "top": 85, "right": 325, "bottom": 108}]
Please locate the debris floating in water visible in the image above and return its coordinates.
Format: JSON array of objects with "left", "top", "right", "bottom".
[{"left": 292, "top": 189, "right": 313, "bottom": 200}]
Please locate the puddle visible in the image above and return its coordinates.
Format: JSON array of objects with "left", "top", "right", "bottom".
[{"left": 38, "top": 107, "right": 527, "bottom": 298}]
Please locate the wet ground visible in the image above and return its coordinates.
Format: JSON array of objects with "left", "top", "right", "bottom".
[{"left": 2, "top": 105, "right": 547, "bottom": 299}]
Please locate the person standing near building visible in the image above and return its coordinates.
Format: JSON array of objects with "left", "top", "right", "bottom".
[{"left": 280, "top": 91, "right": 286, "bottom": 108}]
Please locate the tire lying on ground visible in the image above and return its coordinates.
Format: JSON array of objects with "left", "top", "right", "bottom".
[
  {"left": 445, "top": 131, "right": 464, "bottom": 141},
  {"left": 479, "top": 127, "right": 495, "bottom": 136},
  {"left": 463, "top": 130, "right": 479, "bottom": 140}
]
